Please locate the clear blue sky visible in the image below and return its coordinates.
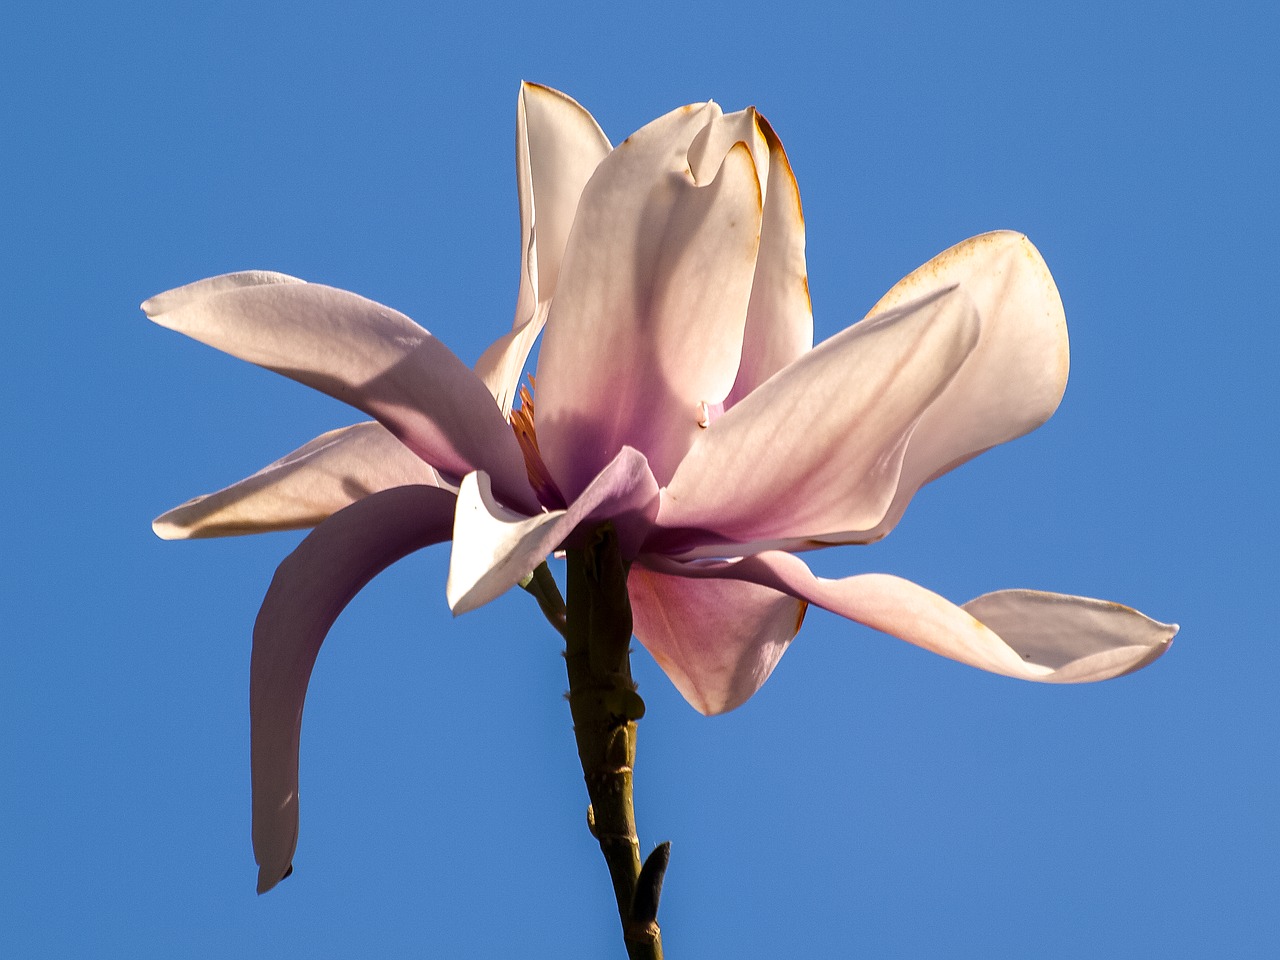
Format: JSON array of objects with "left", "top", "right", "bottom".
[{"left": 4, "top": 2, "right": 1275, "bottom": 957}]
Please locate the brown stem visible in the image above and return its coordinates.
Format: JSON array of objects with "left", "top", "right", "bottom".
[
  {"left": 564, "top": 529, "right": 666, "bottom": 959},
  {"left": 521, "top": 561, "right": 568, "bottom": 639}
]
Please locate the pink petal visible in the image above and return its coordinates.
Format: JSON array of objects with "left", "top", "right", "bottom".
[
  {"left": 726, "top": 114, "right": 813, "bottom": 406},
  {"left": 154, "top": 421, "right": 446, "bottom": 540},
  {"left": 251, "top": 484, "right": 457, "bottom": 893},
  {"left": 855, "top": 232, "right": 1069, "bottom": 541},
  {"left": 143, "top": 273, "right": 537, "bottom": 512},
  {"left": 657, "top": 286, "right": 979, "bottom": 555},
  {"left": 535, "top": 101, "right": 766, "bottom": 497},
  {"left": 447, "top": 447, "right": 659, "bottom": 615},
  {"left": 475, "top": 83, "right": 612, "bottom": 416},
  {"left": 628, "top": 564, "right": 806, "bottom": 716},
  {"left": 652, "top": 551, "right": 1176, "bottom": 684}
]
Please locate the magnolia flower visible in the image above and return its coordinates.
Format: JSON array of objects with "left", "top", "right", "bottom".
[{"left": 146, "top": 83, "right": 1175, "bottom": 893}]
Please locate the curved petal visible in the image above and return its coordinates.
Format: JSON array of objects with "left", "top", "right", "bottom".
[
  {"left": 475, "top": 83, "right": 612, "bottom": 416},
  {"left": 856, "top": 232, "right": 1069, "bottom": 541},
  {"left": 960, "top": 589, "right": 1176, "bottom": 681},
  {"left": 629, "top": 564, "right": 806, "bottom": 716},
  {"left": 536, "top": 101, "right": 767, "bottom": 497},
  {"left": 657, "top": 286, "right": 979, "bottom": 554},
  {"left": 653, "top": 551, "right": 1176, "bottom": 683},
  {"left": 447, "top": 447, "right": 659, "bottom": 615},
  {"left": 251, "top": 484, "right": 457, "bottom": 894},
  {"left": 685, "top": 107, "right": 769, "bottom": 185},
  {"left": 154, "top": 422, "right": 447, "bottom": 539},
  {"left": 726, "top": 114, "right": 813, "bottom": 406},
  {"left": 143, "top": 274, "right": 537, "bottom": 513}
]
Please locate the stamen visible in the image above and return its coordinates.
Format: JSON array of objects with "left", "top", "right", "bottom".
[{"left": 510, "top": 378, "right": 564, "bottom": 508}]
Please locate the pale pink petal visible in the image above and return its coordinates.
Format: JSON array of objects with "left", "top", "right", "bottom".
[
  {"left": 684, "top": 108, "right": 811, "bottom": 402},
  {"left": 726, "top": 114, "right": 812, "bottom": 406},
  {"left": 154, "top": 422, "right": 447, "bottom": 540},
  {"left": 143, "top": 274, "right": 536, "bottom": 512},
  {"left": 141, "top": 270, "right": 304, "bottom": 312},
  {"left": 651, "top": 551, "right": 1176, "bottom": 684},
  {"left": 657, "top": 286, "right": 979, "bottom": 554},
  {"left": 536, "top": 101, "right": 766, "bottom": 497},
  {"left": 475, "top": 83, "right": 612, "bottom": 416},
  {"left": 474, "top": 317, "right": 550, "bottom": 422},
  {"left": 855, "top": 232, "right": 1069, "bottom": 541},
  {"left": 685, "top": 107, "right": 769, "bottom": 183},
  {"left": 628, "top": 565, "right": 806, "bottom": 716},
  {"left": 960, "top": 589, "right": 1176, "bottom": 682},
  {"left": 447, "top": 448, "right": 659, "bottom": 615},
  {"left": 251, "top": 484, "right": 457, "bottom": 894}
]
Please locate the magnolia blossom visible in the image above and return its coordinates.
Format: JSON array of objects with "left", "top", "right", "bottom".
[{"left": 146, "top": 83, "right": 1175, "bottom": 893}]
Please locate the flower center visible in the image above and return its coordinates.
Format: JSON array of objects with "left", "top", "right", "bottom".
[{"left": 510, "top": 377, "right": 565, "bottom": 508}]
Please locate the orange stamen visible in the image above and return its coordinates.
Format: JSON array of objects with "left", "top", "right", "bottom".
[{"left": 510, "top": 378, "right": 563, "bottom": 507}]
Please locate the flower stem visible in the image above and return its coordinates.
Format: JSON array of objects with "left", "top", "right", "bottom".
[
  {"left": 564, "top": 527, "right": 666, "bottom": 959},
  {"left": 521, "top": 561, "right": 568, "bottom": 639}
]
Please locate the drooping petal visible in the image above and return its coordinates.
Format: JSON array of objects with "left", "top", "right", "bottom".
[
  {"left": 475, "top": 83, "right": 612, "bottom": 416},
  {"left": 447, "top": 447, "right": 659, "bottom": 615},
  {"left": 251, "top": 484, "right": 457, "bottom": 894},
  {"left": 726, "top": 114, "right": 812, "bottom": 406},
  {"left": 855, "top": 232, "right": 1069, "bottom": 541},
  {"left": 536, "top": 101, "right": 766, "bottom": 497},
  {"left": 628, "top": 564, "right": 806, "bottom": 716},
  {"left": 143, "top": 274, "right": 537, "bottom": 513},
  {"left": 153, "top": 422, "right": 447, "bottom": 539},
  {"left": 651, "top": 551, "right": 1176, "bottom": 685},
  {"left": 656, "top": 286, "right": 979, "bottom": 555}
]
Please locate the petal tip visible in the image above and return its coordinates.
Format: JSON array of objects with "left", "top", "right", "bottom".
[
  {"left": 444, "top": 576, "right": 478, "bottom": 616},
  {"left": 151, "top": 515, "right": 186, "bottom": 540},
  {"left": 256, "top": 862, "right": 292, "bottom": 895}
]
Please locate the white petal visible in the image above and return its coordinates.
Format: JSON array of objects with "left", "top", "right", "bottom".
[
  {"left": 447, "top": 447, "right": 659, "bottom": 614},
  {"left": 475, "top": 83, "right": 612, "bottom": 416},
  {"left": 153, "top": 422, "right": 447, "bottom": 539}
]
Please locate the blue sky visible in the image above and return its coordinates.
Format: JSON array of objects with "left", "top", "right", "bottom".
[{"left": 4, "top": 1, "right": 1276, "bottom": 957}]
